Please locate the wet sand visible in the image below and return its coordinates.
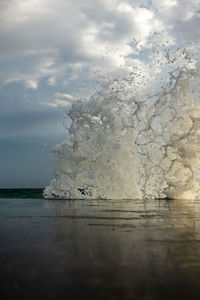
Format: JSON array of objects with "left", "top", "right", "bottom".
[{"left": 1, "top": 198, "right": 200, "bottom": 299}]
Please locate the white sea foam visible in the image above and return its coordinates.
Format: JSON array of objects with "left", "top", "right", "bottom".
[{"left": 44, "top": 40, "right": 200, "bottom": 199}]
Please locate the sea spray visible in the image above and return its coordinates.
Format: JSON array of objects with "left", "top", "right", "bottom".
[{"left": 44, "top": 41, "right": 200, "bottom": 199}]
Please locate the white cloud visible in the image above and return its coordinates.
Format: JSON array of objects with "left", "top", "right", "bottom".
[
  {"left": 117, "top": 3, "right": 133, "bottom": 13},
  {"left": 38, "top": 92, "right": 75, "bottom": 108},
  {"left": 38, "top": 101, "right": 57, "bottom": 107},
  {"left": 39, "top": 99, "right": 71, "bottom": 108},
  {"left": 54, "top": 99, "right": 71, "bottom": 107},
  {"left": 25, "top": 79, "right": 38, "bottom": 89},
  {"left": 48, "top": 77, "right": 56, "bottom": 86},
  {"left": 0, "top": 0, "right": 199, "bottom": 94},
  {"left": 54, "top": 93, "right": 74, "bottom": 100}
]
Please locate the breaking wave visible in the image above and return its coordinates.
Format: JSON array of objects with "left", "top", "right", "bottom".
[{"left": 44, "top": 40, "right": 200, "bottom": 200}]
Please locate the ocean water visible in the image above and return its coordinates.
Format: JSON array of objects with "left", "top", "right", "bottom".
[
  {"left": 44, "top": 39, "right": 200, "bottom": 200},
  {"left": 1, "top": 197, "right": 200, "bottom": 299},
  {"left": 0, "top": 189, "right": 44, "bottom": 199}
]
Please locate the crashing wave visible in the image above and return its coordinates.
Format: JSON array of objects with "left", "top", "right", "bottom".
[{"left": 44, "top": 41, "right": 200, "bottom": 200}]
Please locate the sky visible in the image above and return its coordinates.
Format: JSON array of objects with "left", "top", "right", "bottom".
[{"left": 0, "top": 0, "right": 199, "bottom": 188}]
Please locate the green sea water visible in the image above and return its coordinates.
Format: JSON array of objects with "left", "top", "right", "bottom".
[{"left": 0, "top": 189, "right": 44, "bottom": 199}]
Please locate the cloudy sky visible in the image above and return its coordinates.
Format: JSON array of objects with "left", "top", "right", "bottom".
[{"left": 0, "top": 0, "right": 199, "bottom": 188}]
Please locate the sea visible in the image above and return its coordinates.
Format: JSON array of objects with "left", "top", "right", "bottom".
[{"left": 1, "top": 194, "right": 200, "bottom": 299}]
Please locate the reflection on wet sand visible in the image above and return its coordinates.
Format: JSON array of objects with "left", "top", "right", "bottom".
[{"left": 1, "top": 198, "right": 200, "bottom": 299}]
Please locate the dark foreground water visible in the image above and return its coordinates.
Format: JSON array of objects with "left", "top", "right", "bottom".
[{"left": 1, "top": 198, "right": 200, "bottom": 300}]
